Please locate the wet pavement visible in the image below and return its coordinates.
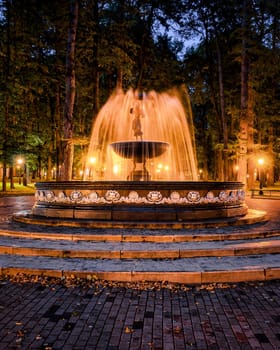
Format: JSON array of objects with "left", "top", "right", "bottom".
[{"left": 0, "top": 195, "right": 279, "bottom": 349}]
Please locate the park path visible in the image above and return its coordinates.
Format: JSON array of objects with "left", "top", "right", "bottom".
[{"left": 0, "top": 195, "right": 279, "bottom": 349}]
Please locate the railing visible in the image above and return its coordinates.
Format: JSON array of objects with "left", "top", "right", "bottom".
[{"left": 251, "top": 189, "right": 280, "bottom": 199}]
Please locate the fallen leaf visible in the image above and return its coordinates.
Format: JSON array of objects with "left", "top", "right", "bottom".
[{"left": 124, "top": 326, "right": 134, "bottom": 333}]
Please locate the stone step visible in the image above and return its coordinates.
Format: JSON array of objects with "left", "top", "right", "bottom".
[
  {"left": 1, "top": 225, "right": 279, "bottom": 242},
  {"left": 0, "top": 253, "right": 279, "bottom": 284},
  {"left": 0, "top": 236, "right": 280, "bottom": 258},
  {"left": 1, "top": 197, "right": 279, "bottom": 284},
  {"left": 13, "top": 207, "right": 267, "bottom": 230},
  {"left": 0, "top": 231, "right": 280, "bottom": 284}
]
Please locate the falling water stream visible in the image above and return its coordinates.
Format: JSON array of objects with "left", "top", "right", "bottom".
[{"left": 85, "top": 88, "right": 198, "bottom": 181}]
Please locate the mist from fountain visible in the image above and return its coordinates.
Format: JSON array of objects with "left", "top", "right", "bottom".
[{"left": 85, "top": 88, "right": 198, "bottom": 181}]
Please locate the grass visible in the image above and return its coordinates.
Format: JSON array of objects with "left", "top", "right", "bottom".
[{"left": 0, "top": 182, "right": 35, "bottom": 195}]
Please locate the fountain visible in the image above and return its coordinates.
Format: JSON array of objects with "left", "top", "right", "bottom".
[
  {"left": 29, "top": 88, "right": 247, "bottom": 226},
  {"left": 84, "top": 88, "right": 198, "bottom": 181},
  {"left": 110, "top": 140, "right": 170, "bottom": 181}
]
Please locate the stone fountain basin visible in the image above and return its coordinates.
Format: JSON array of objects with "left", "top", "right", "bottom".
[
  {"left": 31, "top": 181, "right": 248, "bottom": 223},
  {"left": 110, "top": 141, "right": 169, "bottom": 161}
]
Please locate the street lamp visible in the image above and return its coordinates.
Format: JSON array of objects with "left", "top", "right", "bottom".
[
  {"left": 258, "top": 158, "right": 264, "bottom": 195},
  {"left": 234, "top": 165, "right": 239, "bottom": 180},
  {"left": 17, "top": 157, "right": 23, "bottom": 166},
  {"left": 16, "top": 157, "right": 24, "bottom": 184},
  {"left": 16, "top": 157, "right": 27, "bottom": 186}
]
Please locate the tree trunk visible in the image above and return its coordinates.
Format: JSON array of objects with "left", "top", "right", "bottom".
[
  {"left": 203, "top": 25, "right": 223, "bottom": 180},
  {"left": 2, "top": 95, "right": 9, "bottom": 192},
  {"left": 215, "top": 149, "right": 224, "bottom": 181},
  {"left": 238, "top": 0, "right": 251, "bottom": 189},
  {"left": 2, "top": 0, "right": 11, "bottom": 192},
  {"left": 137, "top": 3, "right": 155, "bottom": 91},
  {"left": 60, "top": 0, "right": 79, "bottom": 181},
  {"left": 92, "top": 0, "right": 100, "bottom": 116},
  {"left": 2, "top": 100, "right": 8, "bottom": 192},
  {"left": 10, "top": 166, "right": 14, "bottom": 189},
  {"left": 54, "top": 88, "right": 62, "bottom": 180},
  {"left": 46, "top": 154, "right": 52, "bottom": 181},
  {"left": 267, "top": 126, "right": 274, "bottom": 186},
  {"left": 246, "top": 85, "right": 255, "bottom": 189},
  {"left": 216, "top": 39, "right": 228, "bottom": 181},
  {"left": 2, "top": 162, "right": 7, "bottom": 192}
]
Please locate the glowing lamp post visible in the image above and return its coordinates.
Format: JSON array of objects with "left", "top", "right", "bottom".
[
  {"left": 16, "top": 157, "right": 28, "bottom": 186},
  {"left": 17, "top": 158, "right": 23, "bottom": 166},
  {"left": 234, "top": 165, "right": 239, "bottom": 181},
  {"left": 258, "top": 158, "right": 264, "bottom": 195},
  {"left": 16, "top": 157, "right": 24, "bottom": 184}
]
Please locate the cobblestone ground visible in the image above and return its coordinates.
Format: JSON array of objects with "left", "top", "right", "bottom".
[
  {"left": 0, "top": 196, "right": 280, "bottom": 349},
  {"left": 0, "top": 276, "right": 279, "bottom": 350}
]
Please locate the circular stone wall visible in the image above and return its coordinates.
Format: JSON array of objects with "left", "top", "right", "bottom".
[{"left": 31, "top": 181, "right": 247, "bottom": 222}]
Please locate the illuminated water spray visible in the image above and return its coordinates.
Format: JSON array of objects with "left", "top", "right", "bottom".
[{"left": 85, "top": 88, "right": 198, "bottom": 181}]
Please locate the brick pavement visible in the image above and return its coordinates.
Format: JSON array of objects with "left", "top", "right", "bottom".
[
  {"left": 0, "top": 195, "right": 279, "bottom": 349},
  {"left": 0, "top": 277, "right": 279, "bottom": 349}
]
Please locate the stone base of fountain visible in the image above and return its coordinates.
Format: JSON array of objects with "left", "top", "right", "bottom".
[{"left": 25, "top": 181, "right": 248, "bottom": 227}]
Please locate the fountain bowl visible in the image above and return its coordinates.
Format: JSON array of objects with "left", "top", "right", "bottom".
[
  {"left": 25, "top": 180, "right": 248, "bottom": 227},
  {"left": 110, "top": 141, "right": 169, "bottom": 162}
]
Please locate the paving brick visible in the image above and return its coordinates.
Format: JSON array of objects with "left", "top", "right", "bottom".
[
  {"left": 0, "top": 196, "right": 280, "bottom": 349},
  {"left": 0, "top": 278, "right": 280, "bottom": 349}
]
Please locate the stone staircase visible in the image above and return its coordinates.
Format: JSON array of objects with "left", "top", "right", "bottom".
[{"left": 1, "top": 210, "right": 280, "bottom": 284}]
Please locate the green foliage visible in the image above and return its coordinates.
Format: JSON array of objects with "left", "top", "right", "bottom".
[{"left": 0, "top": 0, "right": 279, "bottom": 182}]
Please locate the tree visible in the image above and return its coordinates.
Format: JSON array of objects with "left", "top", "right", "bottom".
[
  {"left": 59, "top": 0, "right": 79, "bottom": 181},
  {"left": 0, "top": 0, "right": 12, "bottom": 191},
  {"left": 181, "top": 0, "right": 238, "bottom": 180},
  {"left": 237, "top": 0, "right": 252, "bottom": 187},
  {"left": 0, "top": 0, "right": 279, "bottom": 186}
]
